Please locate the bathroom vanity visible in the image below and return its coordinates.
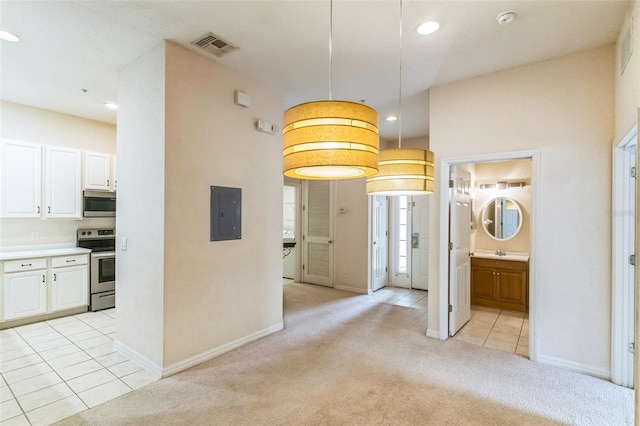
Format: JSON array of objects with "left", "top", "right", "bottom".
[{"left": 470, "top": 255, "right": 528, "bottom": 312}]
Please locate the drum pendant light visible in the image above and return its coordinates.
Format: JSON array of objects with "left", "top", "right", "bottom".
[
  {"left": 367, "top": 148, "right": 434, "bottom": 195},
  {"left": 282, "top": 1, "right": 379, "bottom": 180},
  {"left": 366, "top": 0, "right": 434, "bottom": 195}
]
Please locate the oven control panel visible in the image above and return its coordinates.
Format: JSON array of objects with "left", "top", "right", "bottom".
[{"left": 77, "top": 229, "right": 115, "bottom": 240}]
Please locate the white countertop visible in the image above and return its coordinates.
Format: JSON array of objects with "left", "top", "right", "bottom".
[
  {"left": 472, "top": 250, "right": 529, "bottom": 262},
  {"left": 0, "top": 247, "right": 91, "bottom": 261}
]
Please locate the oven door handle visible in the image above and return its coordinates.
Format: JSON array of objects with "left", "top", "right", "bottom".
[{"left": 91, "top": 252, "right": 116, "bottom": 259}]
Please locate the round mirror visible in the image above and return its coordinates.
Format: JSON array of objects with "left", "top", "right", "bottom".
[{"left": 481, "top": 197, "right": 523, "bottom": 241}]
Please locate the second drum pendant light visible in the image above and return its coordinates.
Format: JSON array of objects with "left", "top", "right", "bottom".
[{"left": 366, "top": 0, "right": 435, "bottom": 195}]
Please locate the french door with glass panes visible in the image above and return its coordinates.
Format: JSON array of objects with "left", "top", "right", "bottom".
[
  {"left": 388, "top": 195, "right": 430, "bottom": 289},
  {"left": 389, "top": 196, "right": 411, "bottom": 287}
]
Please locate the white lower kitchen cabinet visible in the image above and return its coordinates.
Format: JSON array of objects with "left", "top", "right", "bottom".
[
  {"left": 1, "top": 249, "right": 90, "bottom": 324},
  {"left": 3, "top": 269, "right": 47, "bottom": 321},
  {"left": 51, "top": 264, "right": 88, "bottom": 312}
]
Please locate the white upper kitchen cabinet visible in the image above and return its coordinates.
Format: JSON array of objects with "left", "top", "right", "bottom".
[
  {"left": 45, "top": 146, "right": 82, "bottom": 218},
  {"left": 84, "top": 151, "right": 112, "bottom": 191},
  {"left": 0, "top": 139, "right": 42, "bottom": 218},
  {"left": 111, "top": 155, "right": 117, "bottom": 189}
]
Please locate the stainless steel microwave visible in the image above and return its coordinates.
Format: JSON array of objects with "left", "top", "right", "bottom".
[{"left": 83, "top": 190, "right": 116, "bottom": 217}]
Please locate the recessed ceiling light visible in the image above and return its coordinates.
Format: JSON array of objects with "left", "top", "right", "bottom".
[
  {"left": 496, "top": 11, "right": 517, "bottom": 25},
  {"left": 416, "top": 21, "right": 440, "bottom": 35},
  {"left": 104, "top": 103, "right": 118, "bottom": 110},
  {"left": 0, "top": 30, "right": 20, "bottom": 42},
  {"left": 386, "top": 115, "right": 398, "bottom": 122}
]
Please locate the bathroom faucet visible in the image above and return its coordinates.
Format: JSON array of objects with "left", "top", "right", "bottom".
[{"left": 495, "top": 250, "right": 506, "bottom": 256}]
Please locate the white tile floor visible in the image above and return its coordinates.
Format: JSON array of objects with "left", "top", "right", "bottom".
[
  {"left": 0, "top": 309, "right": 157, "bottom": 425},
  {"left": 454, "top": 306, "right": 529, "bottom": 357},
  {"left": 369, "top": 286, "right": 428, "bottom": 311}
]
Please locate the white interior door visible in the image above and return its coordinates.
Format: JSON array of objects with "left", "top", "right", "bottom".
[
  {"left": 411, "top": 195, "right": 430, "bottom": 290},
  {"left": 449, "top": 166, "right": 472, "bottom": 336},
  {"left": 303, "top": 180, "right": 334, "bottom": 287},
  {"left": 612, "top": 125, "right": 637, "bottom": 388},
  {"left": 371, "top": 195, "right": 388, "bottom": 291}
]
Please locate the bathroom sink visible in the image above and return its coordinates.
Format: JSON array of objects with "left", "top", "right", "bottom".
[{"left": 471, "top": 250, "right": 529, "bottom": 262}]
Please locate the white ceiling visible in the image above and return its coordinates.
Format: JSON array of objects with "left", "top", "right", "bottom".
[{"left": 0, "top": 0, "right": 630, "bottom": 140}]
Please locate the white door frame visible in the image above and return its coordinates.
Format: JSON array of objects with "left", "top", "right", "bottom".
[
  {"left": 437, "top": 149, "right": 541, "bottom": 362},
  {"left": 611, "top": 123, "right": 637, "bottom": 387}
]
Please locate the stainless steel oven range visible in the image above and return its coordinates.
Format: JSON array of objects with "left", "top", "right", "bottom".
[{"left": 77, "top": 228, "right": 115, "bottom": 311}]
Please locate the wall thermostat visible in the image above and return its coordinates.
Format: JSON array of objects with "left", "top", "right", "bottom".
[{"left": 256, "top": 119, "right": 279, "bottom": 135}]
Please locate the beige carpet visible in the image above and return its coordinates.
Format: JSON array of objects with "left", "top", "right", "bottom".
[{"left": 57, "top": 283, "right": 633, "bottom": 425}]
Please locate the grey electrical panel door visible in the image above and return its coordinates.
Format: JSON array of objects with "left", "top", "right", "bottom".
[{"left": 210, "top": 186, "right": 241, "bottom": 241}]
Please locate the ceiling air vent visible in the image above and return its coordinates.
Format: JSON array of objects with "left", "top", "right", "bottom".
[{"left": 191, "top": 32, "right": 239, "bottom": 57}]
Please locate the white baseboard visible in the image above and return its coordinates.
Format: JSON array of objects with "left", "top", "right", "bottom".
[
  {"left": 426, "top": 328, "right": 444, "bottom": 340},
  {"left": 537, "top": 354, "right": 610, "bottom": 380},
  {"left": 113, "top": 340, "right": 163, "bottom": 380},
  {"left": 113, "top": 322, "right": 284, "bottom": 380},
  {"left": 162, "top": 322, "right": 284, "bottom": 377},
  {"left": 334, "top": 284, "right": 368, "bottom": 294}
]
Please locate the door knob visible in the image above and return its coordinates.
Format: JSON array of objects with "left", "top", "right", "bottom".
[{"left": 328, "top": 240, "right": 333, "bottom": 244}]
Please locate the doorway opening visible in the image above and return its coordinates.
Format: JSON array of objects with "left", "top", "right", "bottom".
[
  {"left": 436, "top": 150, "right": 540, "bottom": 362},
  {"left": 611, "top": 123, "right": 637, "bottom": 388},
  {"left": 283, "top": 182, "right": 301, "bottom": 284}
]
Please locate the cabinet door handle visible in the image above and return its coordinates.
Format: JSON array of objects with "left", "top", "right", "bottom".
[
  {"left": 53, "top": 273, "right": 57, "bottom": 281},
  {"left": 42, "top": 275, "right": 45, "bottom": 283},
  {"left": 66, "top": 259, "right": 76, "bottom": 263},
  {"left": 48, "top": 206, "right": 51, "bottom": 214},
  {"left": 37, "top": 206, "right": 40, "bottom": 214},
  {"left": 21, "top": 263, "right": 32, "bottom": 267},
  {"left": 107, "top": 179, "right": 110, "bottom": 186}
]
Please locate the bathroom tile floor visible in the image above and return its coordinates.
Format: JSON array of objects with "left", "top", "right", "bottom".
[
  {"left": 455, "top": 306, "right": 529, "bottom": 357},
  {"left": 0, "top": 309, "right": 157, "bottom": 426}
]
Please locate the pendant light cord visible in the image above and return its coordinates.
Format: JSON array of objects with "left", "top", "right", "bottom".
[
  {"left": 329, "top": 0, "right": 333, "bottom": 101},
  {"left": 398, "top": 0, "right": 403, "bottom": 149}
]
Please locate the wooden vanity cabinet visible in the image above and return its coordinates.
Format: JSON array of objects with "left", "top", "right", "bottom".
[{"left": 471, "top": 257, "right": 528, "bottom": 312}]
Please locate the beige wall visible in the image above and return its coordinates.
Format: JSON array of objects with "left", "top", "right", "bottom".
[
  {"left": 614, "top": 1, "right": 639, "bottom": 143},
  {"left": 163, "top": 41, "right": 283, "bottom": 366},
  {"left": 472, "top": 159, "right": 531, "bottom": 253},
  {"left": 380, "top": 135, "right": 429, "bottom": 150},
  {"left": 0, "top": 101, "right": 116, "bottom": 247},
  {"left": 334, "top": 178, "right": 369, "bottom": 293},
  {"left": 117, "top": 41, "right": 284, "bottom": 372},
  {"left": 429, "top": 45, "right": 615, "bottom": 376},
  {"left": 116, "top": 43, "right": 166, "bottom": 368}
]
